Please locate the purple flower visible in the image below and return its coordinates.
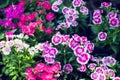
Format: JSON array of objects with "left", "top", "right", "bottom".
[
  {"left": 88, "top": 63, "right": 97, "bottom": 70},
  {"left": 108, "top": 69, "right": 115, "bottom": 79},
  {"left": 101, "top": 2, "right": 112, "bottom": 7},
  {"left": 98, "top": 32, "right": 107, "bottom": 41},
  {"left": 72, "top": 0, "right": 81, "bottom": 7},
  {"left": 44, "top": 57, "right": 55, "bottom": 64},
  {"left": 72, "top": 34, "right": 81, "bottom": 42},
  {"left": 62, "top": 35, "right": 70, "bottom": 44},
  {"left": 69, "top": 39, "right": 79, "bottom": 50},
  {"left": 62, "top": 7, "right": 69, "bottom": 14},
  {"left": 92, "top": 17, "right": 102, "bottom": 24},
  {"left": 48, "top": 47, "right": 58, "bottom": 58},
  {"left": 90, "top": 72, "right": 99, "bottom": 80},
  {"left": 0, "top": 19, "right": 3, "bottom": 25},
  {"left": 63, "top": 64, "right": 73, "bottom": 74},
  {"left": 78, "top": 65, "right": 87, "bottom": 72},
  {"left": 87, "top": 42, "right": 94, "bottom": 53},
  {"left": 102, "top": 56, "right": 116, "bottom": 67},
  {"left": 98, "top": 73, "right": 106, "bottom": 80},
  {"left": 109, "top": 18, "right": 119, "bottom": 27},
  {"left": 52, "top": 4, "right": 59, "bottom": 12},
  {"left": 3, "top": 19, "right": 12, "bottom": 28},
  {"left": 77, "top": 53, "right": 90, "bottom": 64},
  {"left": 93, "top": 10, "right": 103, "bottom": 18},
  {"left": 80, "top": 6, "right": 89, "bottom": 15},
  {"left": 71, "top": 21, "right": 78, "bottom": 27},
  {"left": 113, "top": 77, "right": 120, "bottom": 80},
  {"left": 52, "top": 32, "right": 62, "bottom": 45},
  {"left": 107, "top": 12, "right": 117, "bottom": 19},
  {"left": 73, "top": 45, "right": 85, "bottom": 56}
]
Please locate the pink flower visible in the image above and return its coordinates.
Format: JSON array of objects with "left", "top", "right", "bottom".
[
  {"left": 80, "top": 36, "right": 87, "bottom": 44},
  {"left": 25, "top": 67, "right": 33, "bottom": 75},
  {"left": 92, "top": 17, "right": 102, "bottom": 24},
  {"left": 107, "top": 12, "right": 117, "bottom": 19},
  {"left": 62, "top": 7, "right": 69, "bottom": 14},
  {"left": 90, "top": 72, "right": 99, "bottom": 80},
  {"left": 34, "top": 63, "right": 46, "bottom": 74},
  {"left": 78, "top": 65, "right": 87, "bottom": 72},
  {"left": 52, "top": 5, "right": 59, "bottom": 12},
  {"left": 48, "top": 47, "right": 58, "bottom": 58},
  {"left": 51, "top": 62, "right": 61, "bottom": 73},
  {"left": 74, "top": 46, "right": 85, "bottom": 56},
  {"left": 87, "top": 43, "right": 94, "bottom": 53},
  {"left": 43, "top": 1, "right": 51, "bottom": 10},
  {"left": 72, "top": 0, "right": 81, "bottom": 7},
  {"left": 98, "top": 32, "right": 107, "bottom": 41},
  {"left": 69, "top": 39, "right": 79, "bottom": 50},
  {"left": 108, "top": 69, "right": 115, "bottom": 79},
  {"left": 80, "top": 6, "right": 89, "bottom": 15},
  {"left": 40, "top": 72, "right": 53, "bottom": 80},
  {"left": 77, "top": 53, "right": 90, "bottom": 64},
  {"left": 62, "top": 35, "right": 70, "bottom": 44},
  {"left": 45, "top": 27, "right": 53, "bottom": 35},
  {"left": 95, "top": 67, "right": 104, "bottom": 74},
  {"left": 63, "top": 64, "right": 73, "bottom": 74},
  {"left": 98, "top": 73, "right": 106, "bottom": 80},
  {"left": 37, "top": 2, "right": 43, "bottom": 6},
  {"left": 101, "top": 2, "right": 112, "bottom": 7},
  {"left": 52, "top": 33, "right": 62, "bottom": 45},
  {"left": 88, "top": 63, "right": 97, "bottom": 70},
  {"left": 109, "top": 18, "right": 119, "bottom": 27},
  {"left": 93, "top": 10, "right": 102, "bottom": 18},
  {"left": 46, "top": 12, "right": 55, "bottom": 22},
  {"left": 44, "top": 57, "right": 55, "bottom": 64}
]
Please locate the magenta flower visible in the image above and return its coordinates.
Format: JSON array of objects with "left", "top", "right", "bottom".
[
  {"left": 44, "top": 57, "right": 55, "bottom": 64},
  {"left": 52, "top": 4, "right": 59, "bottom": 12},
  {"left": 98, "top": 73, "right": 106, "bottom": 80},
  {"left": 87, "top": 43, "right": 94, "bottom": 53},
  {"left": 74, "top": 46, "right": 85, "bottom": 56},
  {"left": 98, "top": 32, "right": 107, "bottom": 41},
  {"left": 71, "top": 21, "right": 78, "bottom": 26},
  {"left": 69, "top": 39, "right": 79, "bottom": 50},
  {"left": 77, "top": 53, "right": 90, "bottom": 64},
  {"left": 109, "top": 18, "right": 119, "bottom": 27},
  {"left": 107, "top": 12, "right": 117, "bottom": 19},
  {"left": 78, "top": 65, "right": 87, "bottom": 72},
  {"left": 72, "top": 0, "right": 81, "bottom": 7},
  {"left": 62, "top": 35, "right": 70, "bottom": 44},
  {"left": 34, "top": 63, "right": 46, "bottom": 74},
  {"left": 46, "top": 12, "right": 55, "bottom": 22},
  {"left": 108, "top": 69, "right": 115, "bottom": 79},
  {"left": 93, "top": 10, "right": 102, "bottom": 18},
  {"left": 92, "top": 17, "right": 102, "bottom": 24},
  {"left": 101, "top": 2, "right": 112, "bottom": 7},
  {"left": 48, "top": 47, "right": 58, "bottom": 58},
  {"left": 72, "top": 34, "right": 81, "bottom": 42},
  {"left": 91, "top": 72, "right": 99, "bottom": 80},
  {"left": 63, "top": 64, "right": 73, "bottom": 74},
  {"left": 80, "top": 6, "right": 89, "bottom": 15},
  {"left": 62, "top": 7, "right": 69, "bottom": 14},
  {"left": 88, "top": 63, "right": 97, "bottom": 70},
  {"left": 43, "top": 1, "right": 51, "bottom": 10},
  {"left": 52, "top": 33, "right": 62, "bottom": 45}
]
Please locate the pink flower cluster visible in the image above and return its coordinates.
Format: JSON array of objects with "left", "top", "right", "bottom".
[
  {"left": 51, "top": 32, "right": 94, "bottom": 71},
  {"left": 52, "top": 0, "right": 63, "bottom": 12},
  {"left": 92, "top": 10, "right": 103, "bottom": 24},
  {"left": 56, "top": 7, "right": 79, "bottom": 30},
  {"left": 18, "top": 12, "right": 42, "bottom": 35},
  {"left": 37, "top": 1, "right": 51, "bottom": 10},
  {"left": 90, "top": 64, "right": 120, "bottom": 80},
  {"left": 25, "top": 62, "right": 61, "bottom": 80},
  {"left": 34, "top": 41, "right": 58, "bottom": 64}
]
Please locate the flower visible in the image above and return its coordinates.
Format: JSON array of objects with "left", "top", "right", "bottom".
[
  {"left": 77, "top": 53, "right": 90, "bottom": 64},
  {"left": 52, "top": 33, "right": 62, "bottom": 45},
  {"left": 88, "top": 63, "right": 97, "bottom": 70},
  {"left": 69, "top": 39, "right": 79, "bottom": 50},
  {"left": 98, "top": 32, "right": 107, "bottom": 41},
  {"left": 109, "top": 18, "right": 119, "bottom": 27},
  {"left": 72, "top": 0, "right": 82, "bottom": 7},
  {"left": 52, "top": 4, "right": 59, "bottom": 12},
  {"left": 101, "top": 2, "right": 112, "bottom": 7},
  {"left": 91, "top": 72, "right": 99, "bottom": 80},
  {"left": 92, "top": 17, "right": 102, "bottom": 24},
  {"left": 80, "top": 6, "right": 89, "bottom": 15},
  {"left": 63, "top": 64, "right": 73, "bottom": 74},
  {"left": 74, "top": 46, "right": 85, "bottom": 56},
  {"left": 44, "top": 57, "right": 55, "bottom": 64},
  {"left": 113, "top": 77, "right": 120, "bottom": 80},
  {"left": 107, "top": 12, "right": 117, "bottom": 19},
  {"left": 2, "top": 46, "right": 11, "bottom": 55},
  {"left": 43, "top": 1, "right": 51, "bottom": 10},
  {"left": 46, "top": 12, "right": 55, "bottom": 22},
  {"left": 45, "top": 27, "right": 53, "bottom": 35},
  {"left": 78, "top": 65, "right": 87, "bottom": 72}
]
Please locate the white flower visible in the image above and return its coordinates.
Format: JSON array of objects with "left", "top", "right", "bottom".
[
  {"left": 24, "top": 35, "right": 29, "bottom": 39},
  {"left": 16, "top": 33, "right": 24, "bottom": 39},
  {"left": 5, "top": 40, "right": 14, "bottom": 47},
  {"left": 23, "top": 43, "right": 29, "bottom": 49},
  {"left": 2, "top": 46, "right": 11, "bottom": 55},
  {"left": 28, "top": 47, "right": 38, "bottom": 55},
  {"left": 0, "top": 41, "right": 5, "bottom": 49}
]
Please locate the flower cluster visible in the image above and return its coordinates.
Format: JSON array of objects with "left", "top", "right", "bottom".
[
  {"left": 0, "top": 33, "right": 29, "bottom": 55},
  {"left": 18, "top": 12, "right": 42, "bottom": 35},
  {"left": 52, "top": 32, "right": 94, "bottom": 70},
  {"left": 55, "top": 0, "right": 88, "bottom": 30},
  {"left": 25, "top": 62, "right": 61, "bottom": 80},
  {"left": 89, "top": 56, "right": 119, "bottom": 80}
]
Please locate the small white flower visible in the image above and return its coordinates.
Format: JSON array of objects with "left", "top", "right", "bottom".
[
  {"left": 16, "top": 33, "right": 24, "bottom": 39},
  {"left": 2, "top": 46, "right": 11, "bottom": 55},
  {"left": 24, "top": 35, "right": 29, "bottom": 39}
]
